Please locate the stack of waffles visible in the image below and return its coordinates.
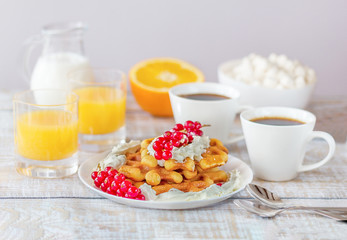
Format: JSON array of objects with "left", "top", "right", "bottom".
[{"left": 118, "top": 137, "right": 230, "bottom": 195}]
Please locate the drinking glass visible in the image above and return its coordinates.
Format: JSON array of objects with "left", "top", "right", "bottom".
[
  {"left": 69, "top": 68, "right": 127, "bottom": 152},
  {"left": 13, "top": 89, "right": 79, "bottom": 178}
]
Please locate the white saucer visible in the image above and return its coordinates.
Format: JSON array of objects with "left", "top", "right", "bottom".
[{"left": 78, "top": 151, "right": 253, "bottom": 209}]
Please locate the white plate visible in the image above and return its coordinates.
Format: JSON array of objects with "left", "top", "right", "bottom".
[{"left": 78, "top": 152, "right": 253, "bottom": 209}]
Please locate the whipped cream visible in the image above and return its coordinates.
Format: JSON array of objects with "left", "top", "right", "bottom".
[
  {"left": 147, "top": 135, "right": 210, "bottom": 166},
  {"left": 140, "top": 170, "right": 241, "bottom": 201},
  {"left": 96, "top": 140, "right": 141, "bottom": 170}
]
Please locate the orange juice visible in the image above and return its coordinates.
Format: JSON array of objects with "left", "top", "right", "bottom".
[
  {"left": 74, "top": 86, "right": 126, "bottom": 134},
  {"left": 16, "top": 110, "right": 78, "bottom": 161}
]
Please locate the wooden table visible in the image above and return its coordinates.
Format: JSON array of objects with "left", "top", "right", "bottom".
[{"left": 0, "top": 91, "right": 346, "bottom": 239}]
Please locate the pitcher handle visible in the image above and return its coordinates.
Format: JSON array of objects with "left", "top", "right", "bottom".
[{"left": 17, "top": 34, "right": 42, "bottom": 83}]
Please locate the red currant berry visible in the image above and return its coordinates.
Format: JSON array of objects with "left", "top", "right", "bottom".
[
  {"left": 94, "top": 177, "right": 102, "bottom": 187},
  {"left": 136, "top": 194, "right": 146, "bottom": 200},
  {"left": 97, "top": 171, "right": 108, "bottom": 181},
  {"left": 106, "top": 187, "right": 115, "bottom": 195},
  {"left": 172, "top": 140, "right": 181, "bottom": 147},
  {"left": 100, "top": 182, "right": 108, "bottom": 192},
  {"left": 104, "top": 176, "right": 114, "bottom": 187},
  {"left": 115, "top": 188, "right": 125, "bottom": 197},
  {"left": 162, "top": 151, "right": 172, "bottom": 160},
  {"left": 182, "top": 136, "right": 189, "bottom": 145},
  {"left": 164, "top": 142, "right": 173, "bottom": 150},
  {"left": 114, "top": 173, "right": 126, "bottom": 183},
  {"left": 163, "top": 131, "right": 172, "bottom": 139},
  {"left": 153, "top": 141, "right": 163, "bottom": 151},
  {"left": 108, "top": 169, "right": 118, "bottom": 176},
  {"left": 104, "top": 166, "right": 113, "bottom": 172},
  {"left": 184, "top": 120, "right": 194, "bottom": 129},
  {"left": 185, "top": 127, "right": 193, "bottom": 133},
  {"left": 96, "top": 176, "right": 105, "bottom": 184},
  {"left": 173, "top": 123, "right": 184, "bottom": 131},
  {"left": 195, "top": 130, "right": 203, "bottom": 136},
  {"left": 120, "top": 180, "right": 132, "bottom": 193},
  {"left": 173, "top": 131, "right": 183, "bottom": 140},
  {"left": 91, "top": 171, "right": 99, "bottom": 180},
  {"left": 124, "top": 193, "right": 132, "bottom": 199},
  {"left": 111, "top": 181, "right": 119, "bottom": 192},
  {"left": 157, "top": 137, "right": 165, "bottom": 143},
  {"left": 194, "top": 121, "right": 202, "bottom": 129},
  {"left": 154, "top": 151, "right": 163, "bottom": 160},
  {"left": 164, "top": 139, "right": 171, "bottom": 144}
]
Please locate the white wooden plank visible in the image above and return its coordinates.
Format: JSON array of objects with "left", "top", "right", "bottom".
[{"left": 0, "top": 199, "right": 346, "bottom": 240}]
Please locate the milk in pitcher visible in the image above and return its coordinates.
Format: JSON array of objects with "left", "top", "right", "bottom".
[
  {"left": 30, "top": 52, "right": 91, "bottom": 104},
  {"left": 31, "top": 52, "right": 90, "bottom": 90}
]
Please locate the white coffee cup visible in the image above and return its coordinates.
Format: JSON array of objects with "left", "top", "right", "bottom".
[
  {"left": 240, "top": 107, "right": 336, "bottom": 181},
  {"left": 169, "top": 82, "right": 250, "bottom": 143}
]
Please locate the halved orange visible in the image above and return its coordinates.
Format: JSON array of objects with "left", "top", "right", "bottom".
[{"left": 129, "top": 58, "right": 204, "bottom": 117}]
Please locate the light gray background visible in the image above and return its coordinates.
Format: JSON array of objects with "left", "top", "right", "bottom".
[{"left": 1, "top": 0, "right": 346, "bottom": 95}]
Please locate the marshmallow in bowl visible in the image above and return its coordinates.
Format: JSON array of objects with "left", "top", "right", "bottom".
[{"left": 222, "top": 53, "right": 316, "bottom": 89}]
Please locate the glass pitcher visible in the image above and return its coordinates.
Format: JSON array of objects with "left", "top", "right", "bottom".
[{"left": 21, "top": 22, "right": 91, "bottom": 92}]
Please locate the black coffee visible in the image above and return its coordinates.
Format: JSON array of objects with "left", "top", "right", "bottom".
[
  {"left": 251, "top": 117, "right": 305, "bottom": 126},
  {"left": 179, "top": 93, "right": 230, "bottom": 101}
]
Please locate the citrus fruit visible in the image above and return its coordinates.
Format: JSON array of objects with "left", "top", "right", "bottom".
[{"left": 129, "top": 58, "right": 204, "bottom": 117}]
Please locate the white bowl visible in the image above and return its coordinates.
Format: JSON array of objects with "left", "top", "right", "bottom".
[{"left": 218, "top": 60, "right": 316, "bottom": 109}]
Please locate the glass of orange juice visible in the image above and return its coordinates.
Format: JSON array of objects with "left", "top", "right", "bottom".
[
  {"left": 13, "top": 89, "right": 79, "bottom": 178},
  {"left": 69, "top": 68, "right": 127, "bottom": 152}
]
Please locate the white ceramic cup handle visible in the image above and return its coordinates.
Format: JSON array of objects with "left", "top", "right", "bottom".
[
  {"left": 236, "top": 105, "right": 253, "bottom": 114},
  {"left": 224, "top": 105, "right": 253, "bottom": 144},
  {"left": 298, "top": 131, "right": 336, "bottom": 172}
]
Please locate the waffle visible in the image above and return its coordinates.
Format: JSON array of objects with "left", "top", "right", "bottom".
[
  {"left": 197, "top": 138, "right": 229, "bottom": 170},
  {"left": 145, "top": 168, "right": 183, "bottom": 185},
  {"left": 140, "top": 138, "right": 158, "bottom": 167},
  {"left": 120, "top": 149, "right": 184, "bottom": 185},
  {"left": 118, "top": 137, "right": 230, "bottom": 195},
  {"left": 152, "top": 179, "right": 214, "bottom": 195},
  {"left": 119, "top": 151, "right": 152, "bottom": 181},
  {"left": 164, "top": 158, "right": 195, "bottom": 172}
]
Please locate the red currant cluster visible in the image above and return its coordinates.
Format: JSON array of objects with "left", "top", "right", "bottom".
[
  {"left": 152, "top": 120, "right": 203, "bottom": 160},
  {"left": 91, "top": 166, "right": 145, "bottom": 200}
]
